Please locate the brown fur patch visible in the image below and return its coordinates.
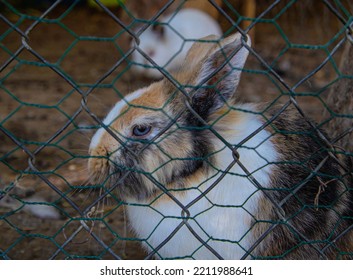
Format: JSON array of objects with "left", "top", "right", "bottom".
[
  {"left": 171, "top": 35, "right": 221, "bottom": 86},
  {"left": 110, "top": 83, "right": 169, "bottom": 134},
  {"left": 248, "top": 104, "right": 353, "bottom": 259},
  {"left": 209, "top": 107, "right": 244, "bottom": 131}
]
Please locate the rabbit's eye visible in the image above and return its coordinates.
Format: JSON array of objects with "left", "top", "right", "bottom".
[{"left": 132, "top": 125, "right": 152, "bottom": 137}]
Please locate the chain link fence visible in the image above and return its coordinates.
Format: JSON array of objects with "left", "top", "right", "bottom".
[{"left": 1, "top": 0, "right": 352, "bottom": 259}]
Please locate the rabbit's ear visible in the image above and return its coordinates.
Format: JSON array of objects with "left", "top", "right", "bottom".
[{"left": 191, "top": 33, "right": 251, "bottom": 119}]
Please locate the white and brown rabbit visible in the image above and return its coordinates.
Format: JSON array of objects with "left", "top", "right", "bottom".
[{"left": 89, "top": 33, "right": 353, "bottom": 259}]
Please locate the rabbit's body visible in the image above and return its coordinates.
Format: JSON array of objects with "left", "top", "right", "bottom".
[
  {"left": 126, "top": 103, "right": 276, "bottom": 259},
  {"left": 89, "top": 33, "right": 353, "bottom": 259},
  {"left": 130, "top": 8, "right": 222, "bottom": 78}
]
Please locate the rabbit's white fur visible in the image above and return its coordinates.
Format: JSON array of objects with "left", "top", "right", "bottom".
[{"left": 130, "top": 8, "right": 222, "bottom": 79}]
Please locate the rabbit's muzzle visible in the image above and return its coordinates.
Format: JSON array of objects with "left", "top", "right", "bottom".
[{"left": 88, "top": 142, "right": 152, "bottom": 200}]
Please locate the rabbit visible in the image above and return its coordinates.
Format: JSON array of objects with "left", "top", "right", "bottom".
[
  {"left": 321, "top": 39, "right": 353, "bottom": 153},
  {"left": 130, "top": 8, "right": 222, "bottom": 79},
  {"left": 89, "top": 32, "right": 353, "bottom": 259}
]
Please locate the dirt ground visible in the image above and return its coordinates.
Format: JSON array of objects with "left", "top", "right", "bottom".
[{"left": 0, "top": 1, "right": 350, "bottom": 259}]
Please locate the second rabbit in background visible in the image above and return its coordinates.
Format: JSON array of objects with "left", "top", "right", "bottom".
[{"left": 130, "top": 8, "right": 222, "bottom": 79}]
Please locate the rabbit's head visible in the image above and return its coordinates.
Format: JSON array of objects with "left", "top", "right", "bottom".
[
  {"left": 129, "top": 22, "right": 173, "bottom": 79},
  {"left": 89, "top": 33, "right": 251, "bottom": 201}
]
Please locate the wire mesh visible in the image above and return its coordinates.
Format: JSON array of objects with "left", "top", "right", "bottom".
[{"left": 0, "top": 0, "right": 352, "bottom": 260}]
